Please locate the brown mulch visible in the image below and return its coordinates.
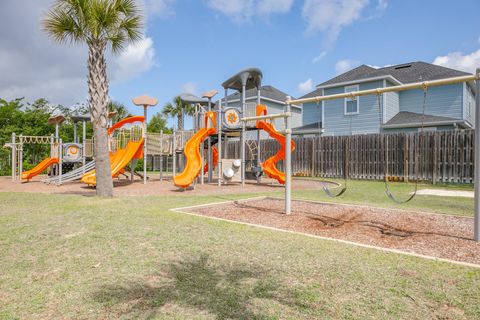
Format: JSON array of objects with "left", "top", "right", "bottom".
[{"left": 189, "top": 197, "right": 480, "bottom": 265}]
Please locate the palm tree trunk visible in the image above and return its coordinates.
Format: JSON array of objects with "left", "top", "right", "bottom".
[
  {"left": 88, "top": 40, "right": 113, "bottom": 197},
  {"left": 178, "top": 109, "right": 184, "bottom": 131}
]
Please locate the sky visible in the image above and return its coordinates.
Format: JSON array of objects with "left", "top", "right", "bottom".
[{"left": 1, "top": 0, "right": 480, "bottom": 129}]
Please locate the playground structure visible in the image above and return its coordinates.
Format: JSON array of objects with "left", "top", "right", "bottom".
[
  {"left": 172, "top": 68, "right": 295, "bottom": 203},
  {"left": 6, "top": 114, "right": 91, "bottom": 184},
  {"left": 3, "top": 66, "right": 480, "bottom": 242}
]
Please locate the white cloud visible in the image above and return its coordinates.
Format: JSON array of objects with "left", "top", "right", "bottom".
[
  {"left": 111, "top": 37, "right": 156, "bottom": 83},
  {"left": 0, "top": 0, "right": 87, "bottom": 106},
  {"left": 303, "top": 0, "right": 387, "bottom": 52},
  {"left": 335, "top": 59, "right": 360, "bottom": 75},
  {"left": 312, "top": 51, "right": 327, "bottom": 63},
  {"left": 364, "top": 0, "right": 388, "bottom": 20},
  {"left": 258, "top": 0, "right": 294, "bottom": 14},
  {"left": 206, "top": 0, "right": 293, "bottom": 23},
  {"left": 303, "top": 0, "right": 369, "bottom": 46},
  {"left": 141, "top": 0, "right": 176, "bottom": 19},
  {"left": 181, "top": 82, "right": 198, "bottom": 95},
  {"left": 298, "top": 79, "right": 314, "bottom": 94},
  {"left": 0, "top": 0, "right": 157, "bottom": 106},
  {"left": 433, "top": 49, "right": 480, "bottom": 74}
]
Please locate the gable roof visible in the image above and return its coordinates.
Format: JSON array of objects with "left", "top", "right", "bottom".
[
  {"left": 383, "top": 111, "right": 469, "bottom": 129},
  {"left": 300, "top": 61, "right": 472, "bottom": 99},
  {"left": 220, "top": 85, "right": 295, "bottom": 104},
  {"left": 292, "top": 121, "right": 323, "bottom": 134}
]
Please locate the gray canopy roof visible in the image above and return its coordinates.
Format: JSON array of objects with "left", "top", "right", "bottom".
[
  {"left": 179, "top": 93, "right": 210, "bottom": 106},
  {"left": 71, "top": 114, "right": 91, "bottom": 122},
  {"left": 222, "top": 68, "right": 263, "bottom": 92}
]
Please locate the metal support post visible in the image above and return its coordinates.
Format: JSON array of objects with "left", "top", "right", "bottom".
[
  {"left": 11, "top": 133, "right": 16, "bottom": 182},
  {"left": 160, "top": 130, "right": 164, "bottom": 181},
  {"left": 172, "top": 127, "right": 177, "bottom": 178},
  {"left": 58, "top": 139, "right": 63, "bottom": 185},
  {"left": 257, "top": 88, "right": 261, "bottom": 184},
  {"left": 285, "top": 96, "right": 292, "bottom": 215},
  {"left": 82, "top": 120, "right": 86, "bottom": 174},
  {"left": 218, "top": 100, "right": 223, "bottom": 186},
  {"left": 241, "top": 84, "right": 246, "bottom": 186},
  {"left": 207, "top": 98, "right": 212, "bottom": 183},
  {"left": 143, "top": 105, "right": 147, "bottom": 184},
  {"left": 18, "top": 135, "right": 23, "bottom": 180},
  {"left": 474, "top": 69, "right": 480, "bottom": 241}
]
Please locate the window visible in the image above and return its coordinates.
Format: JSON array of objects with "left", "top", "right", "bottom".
[{"left": 344, "top": 85, "right": 359, "bottom": 115}]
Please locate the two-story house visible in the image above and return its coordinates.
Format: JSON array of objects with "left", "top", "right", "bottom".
[{"left": 296, "top": 62, "right": 476, "bottom": 136}]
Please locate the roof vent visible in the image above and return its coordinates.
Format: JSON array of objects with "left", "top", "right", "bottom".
[{"left": 394, "top": 64, "right": 412, "bottom": 70}]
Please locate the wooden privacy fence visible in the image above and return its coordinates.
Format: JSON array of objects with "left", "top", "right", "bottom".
[{"left": 223, "top": 130, "right": 475, "bottom": 184}]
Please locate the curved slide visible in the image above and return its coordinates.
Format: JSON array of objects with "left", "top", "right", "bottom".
[
  {"left": 81, "top": 140, "right": 143, "bottom": 186},
  {"left": 22, "top": 157, "right": 59, "bottom": 181},
  {"left": 256, "top": 121, "right": 295, "bottom": 184},
  {"left": 174, "top": 127, "right": 216, "bottom": 188},
  {"left": 203, "top": 145, "right": 219, "bottom": 174}
]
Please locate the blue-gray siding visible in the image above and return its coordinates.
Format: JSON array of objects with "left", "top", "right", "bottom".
[
  {"left": 302, "top": 102, "right": 322, "bottom": 126},
  {"left": 399, "top": 83, "right": 463, "bottom": 118},
  {"left": 323, "top": 80, "right": 384, "bottom": 136},
  {"left": 384, "top": 81, "right": 399, "bottom": 123}
]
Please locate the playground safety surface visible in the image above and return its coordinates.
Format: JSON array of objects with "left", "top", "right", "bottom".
[
  {"left": 185, "top": 197, "right": 480, "bottom": 266},
  {"left": 0, "top": 176, "right": 328, "bottom": 196}
]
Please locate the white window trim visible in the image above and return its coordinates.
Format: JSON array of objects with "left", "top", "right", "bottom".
[{"left": 344, "top": 85, "right": 359, "bottom": 115}]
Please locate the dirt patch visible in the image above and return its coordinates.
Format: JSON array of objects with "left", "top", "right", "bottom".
[
  {"left": 187, "top": 198, "right": 480, "bottom": 265},
  {"left": 0, "top": 176, "right": 329, "bottom": 197}
]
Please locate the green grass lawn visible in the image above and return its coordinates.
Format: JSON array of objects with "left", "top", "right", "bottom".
[{"left": 1, "top": 188, "right": 479, "bottom": 319}]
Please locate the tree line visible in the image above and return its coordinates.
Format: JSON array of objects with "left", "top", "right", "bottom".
[{"left": 0, "top": 97, "right": 175, "bottom": 176}]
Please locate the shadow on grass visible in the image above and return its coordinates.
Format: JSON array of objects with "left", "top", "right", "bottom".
[{"left": 92, "top": 254, "right": 309, "bottom": 319}]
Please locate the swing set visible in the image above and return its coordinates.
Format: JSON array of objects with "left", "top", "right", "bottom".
[{"left": 287, "top": 70, "right": 480, "bottom": 242}]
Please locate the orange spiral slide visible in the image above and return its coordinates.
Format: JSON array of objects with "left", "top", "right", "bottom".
[
  {"left": 174, "top": 112, "right": 217, "bottom": 188},
  {"left": 256, "top": 105, "right": 295, "bottom": 184}
]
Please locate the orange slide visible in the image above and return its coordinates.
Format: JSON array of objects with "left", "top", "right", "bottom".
[
  {"left": 22, "top": 157, "right": 59, "bottom": 181},
  {"left": 257, "top": 121, "right": 295, "bottom": 184},
  {"left": 203, "top": 145, "right": 219, "bottom": 174},
  {"left": 174, "top": 112, "right": 217, "bottom": 188},
  {"left": 255, "top": 104, "right": 295, "bottom": 185},
  {"left": 81, "top": 140, "right": 143, "bottom": 186},
  {"left": 81, "top": 115, "right": 145, "bottom": 186}
]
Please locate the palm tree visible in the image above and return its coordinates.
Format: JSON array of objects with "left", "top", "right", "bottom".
[
  {"left": 43, "top": 0, "right": 143, "bottom": 197},
  {"left": 162, "top": 96, "right": 195, "bottom": 131}
]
